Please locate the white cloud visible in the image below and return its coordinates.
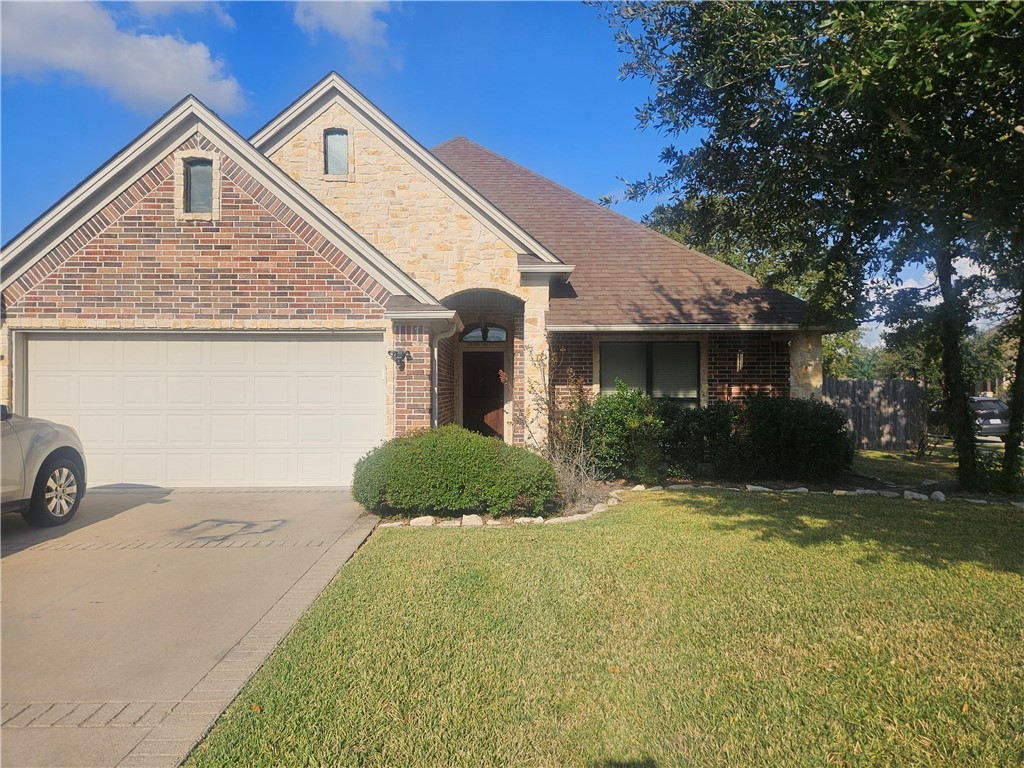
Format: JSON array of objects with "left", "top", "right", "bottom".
[
  {"left": 293, "top": 1, "right": 401, "bottom": 69},
  {"left": 1, "top": 2, "right": 244, "bottom": 113}
]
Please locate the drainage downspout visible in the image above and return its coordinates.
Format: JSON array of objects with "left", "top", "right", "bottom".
[{"left": 431, "top": 319, "right": 460, "bottom": 429}]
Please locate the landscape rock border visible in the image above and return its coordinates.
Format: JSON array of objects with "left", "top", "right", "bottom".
[{"left": 374, "top": 481, "right": 1023, "bottom": 530}]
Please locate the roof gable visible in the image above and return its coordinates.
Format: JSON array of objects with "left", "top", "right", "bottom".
[
  {"left": 250, "top": 72, "right": 563, "bottom": 265},
  {"left": 432, "top": 137, "right": 808, "bottom": 329},
  {"left": 1, "top": 96, "right": 439, "bottom": 308}
]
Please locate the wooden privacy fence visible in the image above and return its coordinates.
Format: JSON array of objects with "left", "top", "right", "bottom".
[{"left": 822, "top": 377, "right": 925, "bottom": 451}]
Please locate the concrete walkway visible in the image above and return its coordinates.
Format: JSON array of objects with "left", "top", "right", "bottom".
[{"left": 1, "top": 487, "right": 376, "bottom": 768}]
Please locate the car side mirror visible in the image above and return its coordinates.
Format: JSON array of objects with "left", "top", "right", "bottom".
[{"left": 1, "top": 405, "right": 10, "bottom": 421}]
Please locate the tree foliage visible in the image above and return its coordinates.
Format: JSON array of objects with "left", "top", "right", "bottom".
[{"left": 601, "top": 0, "right": 1024, "bottom": 488}]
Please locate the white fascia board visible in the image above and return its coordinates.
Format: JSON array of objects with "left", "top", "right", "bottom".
[
  {"left": 383, "top": 309, "right": 457, "bottom": 321},
  {"left": 250, "top": 73, "right": 564, "bottom": 265},
  {"left": 2, "top": 97, "right": 440, "bottom": 309},
  {"left": 2, "top": 100, "right": 198, "bottom": 290},
  {"left": 518, "top": 263, "right": 575, "bottom": 275},
  {"left": 546, "top": 323, "right": 811, "bottom": 332}
]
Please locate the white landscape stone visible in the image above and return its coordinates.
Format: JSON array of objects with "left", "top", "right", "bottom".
[
  {"left": 514, "top": 516, "right": 543, "bottom": 524},
  {"left": 648, "top": 485, "right": 664, "bottom": 491},
  {"left": 832, "top": 490, "right": 852, "bottom": 496},
  {"left": 962, "top": 498, "right": 990, "bottom": 505},
  {"left": 880, "top": 491, "right": 901, "bottom": 498},
  {"left": 921, "top": 479, "right": 939, "bottom": 487},
  {"left": 486, "top": 520, "right": 504, "bottom": 526},
  {"left": 1011, "top": 501, "right": 1024, "bottom": 510},
  {"left": 746, "top": 485, "right": 771, "bottom": 492},
  {"left": 930, "top": 491, "right": 946, "bottom": 502},
  {"left": 854, "top": 488, "right": 879, "bottom": 496},
  {"left": 409, "top": 516, "right": 436, "bottom": 527},
  {"left": 592, "top": 503, "right": 608, "bottom": 514},
  {"left": 904, "top": 491, "right": 929, "bottom": 501},
  {"left": 667, "top": 484, "right": 689, "bottom": 490},
  {"left": 378, "top": 521, "right": 404, "bottom": 528},
  {"left": 630, "top": 484, "right": 646, "bottom": 491},
  {"left": 784, "top": 487, "right": 809, "bottom": 494},
  {"left": 606, "top": 497, "right": 620, "bottom": 506},
  {"left": 461, "top": 514, "right": 484, "bottom": 527}
]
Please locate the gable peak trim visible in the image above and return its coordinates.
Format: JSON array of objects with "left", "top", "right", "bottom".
[{"left": 250, "top": 72, "right": 563, "bottom": 265}]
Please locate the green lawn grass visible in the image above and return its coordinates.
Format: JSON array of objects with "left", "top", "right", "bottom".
[
  {"left": 186, "top": 490, "right": 1024, "bottom": 768},
  {"left": 853, "top": 440, "right": 1004, "bottom": 487}
]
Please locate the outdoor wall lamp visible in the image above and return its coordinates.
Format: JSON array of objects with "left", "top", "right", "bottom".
[{"left": 388, "top": 348, "right": 412, "bottom": 363}]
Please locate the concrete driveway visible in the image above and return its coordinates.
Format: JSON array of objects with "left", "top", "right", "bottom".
[{"left": 1, "top": 487, "right": 376, "bottom": 768}]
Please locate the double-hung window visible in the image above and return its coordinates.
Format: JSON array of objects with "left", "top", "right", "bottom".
[{"left": 600, "top": 341, "right": 700, "bottom": 405}]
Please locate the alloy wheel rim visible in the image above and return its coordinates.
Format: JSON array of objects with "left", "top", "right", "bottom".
[{"left": 44, "top": 467, "right": 77, "bottom": 517}]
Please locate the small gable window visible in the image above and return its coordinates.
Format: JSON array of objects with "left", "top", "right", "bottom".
[
  {"left": 184, "top": 158, "right": 214, "bottom": 214},
  {"left": 324, "top": 128, "right": 349, "bottom": 176},
  {"left": 461, "top": 323, "right": 507, "bottom": 343}
]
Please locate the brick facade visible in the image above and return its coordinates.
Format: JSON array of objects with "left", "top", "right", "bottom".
[
  {"left": 393, "top": 325, "right": 432, "bottom": 435},
  {"left": 4, "top": 135, "right": 390, "bottom": 322},
  {"left": 549, "top": 330, "right": 792, "bottom": 404},
  {"left": 436, "top": 333, "right": 456, "bottom": 427},
  {"left": 0, "top": 133, "right": 394, "bottom": 412},
  {"left": 706, "top": 332, "right": 791, "bottom": 401},
  {"left": 549, "top": 331, "right": 594, "bottom": 403}
]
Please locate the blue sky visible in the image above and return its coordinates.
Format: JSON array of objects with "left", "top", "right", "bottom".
[{"left": 1, "top": 0, "right": 684, "bottom": 241}]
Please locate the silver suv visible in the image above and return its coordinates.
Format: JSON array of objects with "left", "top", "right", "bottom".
[{"left": 1, "top": 405, "right": 87, "bottom": 526}]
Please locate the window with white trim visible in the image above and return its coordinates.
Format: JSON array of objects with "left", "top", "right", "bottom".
[
  {"left": 324, "top": 128, "right": 349, "bottom": 176},
  {"left": 600, "top": 341, "right": 700, "bottom": 404},
  {"left": 175, "top": 151, "right": 220, "bottom": 221}
]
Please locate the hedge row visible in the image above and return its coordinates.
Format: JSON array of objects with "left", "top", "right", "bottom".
[{"left": 583, "top": 383, "right": 853, "bottom": 483}]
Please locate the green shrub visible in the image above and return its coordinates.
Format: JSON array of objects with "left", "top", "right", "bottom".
[
  {"left": 658, "top": 399, "right": 739, "bottom": 477},
  {"left": 352, "top": 425, "right": 559, "bottom": 516},
  {"left": 656, "top": 396, "right": 852, "bottom": 481},
  {"left": 735, "top": 396, "right": 853, "bottom": 481},
  {"left": 585, "top": 381, "right": 663, "bottom": 484}
]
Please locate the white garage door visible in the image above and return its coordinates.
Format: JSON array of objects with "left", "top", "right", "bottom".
[{"left": 25, "top": 334, "right": 386, "bottom": 487}]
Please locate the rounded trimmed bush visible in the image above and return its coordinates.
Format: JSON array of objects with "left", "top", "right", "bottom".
[{"left": 352, "top": 425, "right": 559, "bottom": 516}]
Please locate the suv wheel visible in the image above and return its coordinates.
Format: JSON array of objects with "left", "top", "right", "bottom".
[{"left": 23, "top": 457, "right": 83, "bottom": 527}]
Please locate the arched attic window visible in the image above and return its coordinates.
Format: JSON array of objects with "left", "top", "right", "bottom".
[{"left": 461, "top": 323, "right": 507, "bottom": 343}]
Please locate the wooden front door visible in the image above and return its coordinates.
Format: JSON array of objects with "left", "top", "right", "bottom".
[{"left": 463, "top": 351, "right": 505, "bottom": 439}]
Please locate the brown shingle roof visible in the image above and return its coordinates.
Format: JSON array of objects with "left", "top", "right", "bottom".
[{"left": 431, "top": 137, "right": 807, "bottom": 328}]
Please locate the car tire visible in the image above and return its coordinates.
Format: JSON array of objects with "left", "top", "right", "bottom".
[{"left": 22, "top": 457, "right": 83, "bottom": 527}]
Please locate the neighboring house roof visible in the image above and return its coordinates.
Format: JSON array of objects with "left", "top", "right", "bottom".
[
  {"left": 249, "top": 72, "right": 564, "bottom": 266},
  {"left": 432, "top": 137, "right": 808, "bottom": 330},
  {"left": 1, "top": 95, "right": 448, "bottom": 318}
]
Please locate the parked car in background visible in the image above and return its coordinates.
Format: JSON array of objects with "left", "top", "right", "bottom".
[
  {"left": 1, "top": 405, "right": 87, "bottom": 526},
  {"left": 970, "top": 397, "right": 1011, "bottom": 441}
]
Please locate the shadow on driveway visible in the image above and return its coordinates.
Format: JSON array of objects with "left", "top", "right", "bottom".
[{"left": 1, "top": 485, "right": 172, "bottom": 557}]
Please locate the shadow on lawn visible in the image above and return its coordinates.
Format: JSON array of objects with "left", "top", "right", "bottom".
[{"left": 694, "top": 493, "right": 1023, "bottom": 575}]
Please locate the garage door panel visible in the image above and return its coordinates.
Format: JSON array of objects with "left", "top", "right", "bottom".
[
  {"left": 123, "top": 414, "right": 161, "bottom": 444},
  {"left": 167, "top": 376, "right": 204, "bottom": 406},
  {"left": 210, "top": 414, "right": 248, "bottom": 444},
  {"left": 26, "top": 334, "right": 384, "bottom": 487}
]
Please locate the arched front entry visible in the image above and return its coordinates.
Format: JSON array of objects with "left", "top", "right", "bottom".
[{"left": 439, "top": 290, "right": 525, "bottom": 443}]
